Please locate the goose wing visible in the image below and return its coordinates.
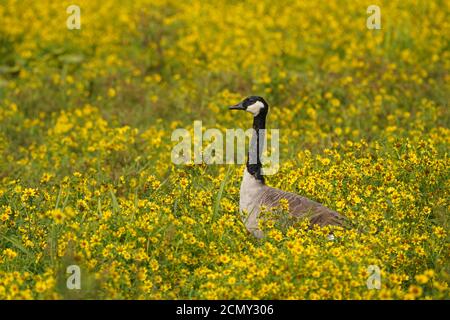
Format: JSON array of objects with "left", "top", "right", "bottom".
[{"left": 260, "top": 186, "right": 345, "bottom": 227}]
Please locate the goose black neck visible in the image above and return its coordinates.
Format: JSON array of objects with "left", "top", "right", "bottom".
[{"left": 247, "top": 112, "right": 267, "bottom": 182}]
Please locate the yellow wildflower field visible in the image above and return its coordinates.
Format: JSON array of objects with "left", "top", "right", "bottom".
[{"left": 0, "top": 0, "right": 449, "bottom": 299}]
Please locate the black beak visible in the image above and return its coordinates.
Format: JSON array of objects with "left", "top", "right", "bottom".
[{"left": 229, "top": 102, "right": 245, "bottom": 110}]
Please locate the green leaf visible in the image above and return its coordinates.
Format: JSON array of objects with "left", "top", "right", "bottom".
[{"left": 58, "top": 53, "right": 84, "bottom": 64}]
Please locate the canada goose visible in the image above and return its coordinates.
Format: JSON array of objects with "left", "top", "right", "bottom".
[{"left": 229, "top": 96, "right": 345, "bottom": 238}]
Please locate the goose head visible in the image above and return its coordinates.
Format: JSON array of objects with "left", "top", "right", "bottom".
[{"left": 229, "top": 96, "right": 268, "bottom": 117}]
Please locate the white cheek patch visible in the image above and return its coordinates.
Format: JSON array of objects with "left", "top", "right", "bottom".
[{"left": 246, "top": 101, "right": 264, "bottom": 116}]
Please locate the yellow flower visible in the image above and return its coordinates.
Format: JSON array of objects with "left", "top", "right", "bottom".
[
  {"left": 179, "top": 177, "right": 189, "bottom": 189},
  {"left": 3, "top": 248, "right": 18, "bottom": 260},
  {"left": 279, "top": 198, "right": 289, "bottom": 211},
  {"left": 35, "top": 281, "right": 46, "bottom": 293},
  {"left": 408, "top": 285, "right": 423, "bottom": 298},
  {"left": 219, "top": 255, "right": 231, "bottom": 264},
  {"left": 432, "top": 226, "right": 445, "bottom": 238},
  {"left": 21, "top": 188, "right": 37, "bottom": 202},
  {"left": 48, "top": 208, "right": 64, "bottom": 224},
  {"left": 415, "top": 274, "right": 429, "bottom": 284},
  {"left": 40, "top": 173, "right": 53, "bottom": 184},
  {"left": 150, "top": 259, "right": 159, "bottom": 272},
  {"left": 108, "top": 88, "right": 117, "bottom": 98}
]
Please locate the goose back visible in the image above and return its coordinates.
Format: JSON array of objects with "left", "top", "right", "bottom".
[{"left": 259, "top": 186, "right": 345, "bottom": 227}]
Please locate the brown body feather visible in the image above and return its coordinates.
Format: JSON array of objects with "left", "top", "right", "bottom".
[
  {"left": 259, "top": 186, "right": 345, "bottom": 227},
  {"left": 239, "top": 169, "right": 346, "bottom": 238}
]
